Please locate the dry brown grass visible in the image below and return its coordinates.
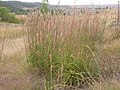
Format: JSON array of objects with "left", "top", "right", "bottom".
[
  {"left": 0, "top": 23, "right": 32, "bottom": 90},
  {"left": 90, "top": 78, "right": 120, "bottom": 90}
]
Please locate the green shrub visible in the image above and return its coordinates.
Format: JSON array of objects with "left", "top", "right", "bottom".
[
  {"left": 40, "top": 0, "right": 49, "bottom": 14},
  {"left": 0, "top": 7, "right": 21, "bottom": 23}
]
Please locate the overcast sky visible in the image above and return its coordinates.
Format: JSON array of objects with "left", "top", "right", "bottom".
[{"left": 4, "top": 0, "right": 119, "bottom": 5}]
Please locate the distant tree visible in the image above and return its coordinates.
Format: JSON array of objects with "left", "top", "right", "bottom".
[
  {"left": 96, "top": 11, "right": 99, "bottom": 14},
  {"left": 0, "top": 7, "right": 20, "bottom": 23},
  {"left": 40, "top": 0, "right": 49, "bottom": 14},
  {"left": 105, "top": 7, "right": 109, "bottom": 9},
  {"left": 98, "top": 7, "right": 101, "bottom": 9},
  {"left": 0, "top": 7, "right": 9, "bottom": 19}
]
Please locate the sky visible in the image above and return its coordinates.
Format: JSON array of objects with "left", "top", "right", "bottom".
[{"left": 3, "top": 0, "right": 119, "bottom": 5}]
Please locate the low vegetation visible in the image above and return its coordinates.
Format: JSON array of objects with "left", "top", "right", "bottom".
[{"left": 0, "top": 7, "right": 21, "bottom": 23}]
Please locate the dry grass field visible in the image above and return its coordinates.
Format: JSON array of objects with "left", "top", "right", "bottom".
[{"left": 0, "top": 9, "right": 120, "bottom": 90}]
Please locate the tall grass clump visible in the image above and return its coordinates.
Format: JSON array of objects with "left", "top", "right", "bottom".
[{"left": 26, "top": 12, "right": 106, "bottom": 89}]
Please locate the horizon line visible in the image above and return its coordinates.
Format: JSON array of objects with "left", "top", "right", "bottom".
[{"left": 1, "top": 0, "right": 119, "bottom": 6}]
